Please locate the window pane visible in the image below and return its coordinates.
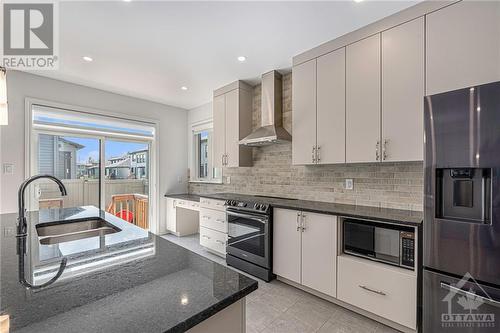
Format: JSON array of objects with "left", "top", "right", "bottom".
[
  {"left": 37, "top": 134, "right": 100, "bottom": 209},
  {"left": 104, "top": 140, "right": 150, "bottom": 230},
  {"left": 198, "top": 131, "right": 209, "bottom": 179}
]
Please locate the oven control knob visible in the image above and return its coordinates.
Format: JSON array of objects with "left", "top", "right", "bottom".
[{"left": 253, "top": 203, "right": 260, "bottom": 210}]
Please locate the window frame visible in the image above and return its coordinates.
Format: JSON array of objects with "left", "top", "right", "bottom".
[
  {"left": 25, "top": 98, "right": 160, "bottom": 234},
  {"left": 189, "top": 119, "right": 222, "bottom": 184}
]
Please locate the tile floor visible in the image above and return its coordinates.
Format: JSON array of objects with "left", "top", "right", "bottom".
[{"left": 162, "top": 233, "right": 402, "bottom": 333}]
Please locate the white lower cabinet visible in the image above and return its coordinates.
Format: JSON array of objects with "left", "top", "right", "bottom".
[
  {"left": 273, "top": 208, "right": 337, "bottom": 297},
  {"left": 199, "top": 208, "right": 227, "bottom": 233},
  {"left": 273, "top": 208, "right": 302, "bottom": 284},
  {"left": 337, "top": 255, "right": 417, "bottom": 330},
  {"left": 200, "top": 226, "right": 227, "bottom": 255},
  {"left": 301, "top": 212, "right": 337, "bottom": 297},
  {"left": 199, "top": 197, "right": 227, "bottom": 257},
  {"left": 165, "top": 198, "right": 199, "bottom": 236}
]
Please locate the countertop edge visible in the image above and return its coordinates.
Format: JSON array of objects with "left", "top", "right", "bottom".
[{"left": 167, "top": 281, "right": 258, "bottom": 333}]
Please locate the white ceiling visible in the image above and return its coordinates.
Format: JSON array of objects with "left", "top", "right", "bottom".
[{"left": 36, "top": 1, "right": 419, "bottom": 110}]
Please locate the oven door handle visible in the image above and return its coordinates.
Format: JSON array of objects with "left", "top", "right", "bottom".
[
  {"left": 226, "top": 211, "right": 268, "bottom": 224},
  {"left": 440, "top": 282, "right": 500, "bottom": 308}
]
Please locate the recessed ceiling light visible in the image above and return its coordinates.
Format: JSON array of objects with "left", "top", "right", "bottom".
[
  {"left": 181, "top": 86, "right": 188, "bottom": 91},
  {"left": 354, "top": 0, "right": 364, "bottom": 2},
  {"left": 123, "top": 0, "right": 132, "bottom": 2},
  {"left": 237, "top": 56, "right": 247, "bottom": 62},
  {"left": 82, "top": 56, "right": 93, "bottom": 62}
]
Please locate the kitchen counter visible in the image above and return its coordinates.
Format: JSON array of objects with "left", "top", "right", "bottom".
[
  {"left": 164, "top": 194, "right": 201, "bottom": 202},
  {"left": 0, "top": 206, "right": 257, "bottom": 333},
  {"left": 197, "top": 193, "right": 423, "bottom": 226}
]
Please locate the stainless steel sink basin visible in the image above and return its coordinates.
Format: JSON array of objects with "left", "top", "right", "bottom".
[{"left": 36, "top": 218, "right": 121, "bottom": 245}]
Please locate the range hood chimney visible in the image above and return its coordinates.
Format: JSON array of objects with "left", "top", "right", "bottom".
[{"left": 239, "top": 70, "right": 292, "bottom": 146}]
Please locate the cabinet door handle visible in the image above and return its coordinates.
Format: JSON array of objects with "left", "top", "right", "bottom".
[
  {"left": 359, "top": 285, "right": 387, "bottom": 296},
  {"left": 296, "top": 212, "right": 301, "bottom": 232},
  {"left": 316, "top": 146, "right": 321, "bottom": 163},
  {"left": 375, "top": 140, "right": 380, "bottom": 161},
  {"left": 202, "top": 215, "right": 210, "bottom": 220},
  {"left": 215, "top": 219, "right": 225, "bottom": 223},
  {"left": 312, "top": 146, "right": 317, "bottom": 163},
  {"left": 382, "top": 139, "right": 388, "bottom": 161},
  {"left": 301, "top": 213, "right": 306, "bottom": 232},
  {"left": 202, "top": 235, "right": 210, "bottom": 240},
  {"left": 215, "top": 240, "right": 225, "bottom": 245}
]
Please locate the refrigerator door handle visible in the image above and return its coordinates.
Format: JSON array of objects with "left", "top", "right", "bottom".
[{"left": 440, "top": 282, "right": 500, "bottom": 308}]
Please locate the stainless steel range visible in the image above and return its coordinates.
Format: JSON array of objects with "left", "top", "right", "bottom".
[{"left": 225, "top": 198, "right": 275, "bottom": 282}]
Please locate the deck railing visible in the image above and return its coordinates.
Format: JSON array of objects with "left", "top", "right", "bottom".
[{"left": 106, "top": 193, "right": 149, "bottom": 229}]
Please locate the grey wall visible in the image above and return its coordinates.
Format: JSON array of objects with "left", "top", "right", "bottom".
[
  {"left": 0, "top": 71, "right": 188, "bottom": 218},
  {"left": 189, "top": 73, "right": 424, "bottom": 211}
]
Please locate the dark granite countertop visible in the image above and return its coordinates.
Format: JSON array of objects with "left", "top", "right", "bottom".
[
  {"left": 0, "top": 206, "right": 257, "bottom": 333},
  {"left": 197, "top": 193, "right": 423, "bottom": 226},
  {"left": 164, "top": 193, "right": 201, "bottom": 202}
]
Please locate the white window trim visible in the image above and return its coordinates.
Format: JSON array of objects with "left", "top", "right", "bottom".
[
  {"left": 188, "top": 118, "right": 222, "bottom": 184},
  {"left": 25, "top": 97, "right": 161, "bottom": 234}
]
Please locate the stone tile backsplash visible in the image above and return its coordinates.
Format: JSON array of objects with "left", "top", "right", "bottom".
[{"left": 189, "top": 73, "right": 424, "bottom": 211}]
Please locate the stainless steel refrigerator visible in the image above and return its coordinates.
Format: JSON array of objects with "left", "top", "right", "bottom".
[{"left": 423, "top": 81, "right": 500, "bottom": 332}]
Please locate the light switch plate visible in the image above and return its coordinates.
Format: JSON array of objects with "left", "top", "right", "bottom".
[
  {"left": 345, "top": 179, "right": 354, "bottom": 190},
  {"left": 2, "top": 163, "right": 13, "bottom": 175}
]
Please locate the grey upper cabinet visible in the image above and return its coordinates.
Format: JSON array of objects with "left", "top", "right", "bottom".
[
  {"left": 292, "top": 59, "right": 317, "bottom": 165},
  {"left": 381, "top": 17, "right": 424, "bottom": 162},
  {"left": 317, "top": 48, "right": 346, "bottom": 164},
  {"left": 213, "top": 94, "right": 226, "bottom": 170},
  {"left": 292, "top": 49, "right": 346, "bottom": 165},
  {"left": 213, "top": 81, "right": 253, "bottom": 169},
  {"left": 346, "top": 34, "right": 381, "bottom": 164},
  {"left": 426, "top": 1, "right": 500, "bottom": 95}
]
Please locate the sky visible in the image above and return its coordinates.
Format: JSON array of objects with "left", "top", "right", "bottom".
[{"left": 63, "top": 136, "right": 148, "bottom": 163}]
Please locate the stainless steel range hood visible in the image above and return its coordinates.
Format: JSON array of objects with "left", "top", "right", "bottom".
[{"left": 239, "top": 70, "right": 291, "bottom": 146}]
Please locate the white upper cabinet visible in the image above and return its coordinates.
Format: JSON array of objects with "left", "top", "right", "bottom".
[
  {"left": 292, "top": 59, "right": 317, "bottom": 165},
  {"left": 317, "top": 48, "right": 346, "bottom": 164},
  {"left": 426, "top": 1, "right": 500, "bottom": 95},
  {"left": 212, "top": 81, "right": 253, "bottom": 169},
  {"left": 346, "top": 34, "right": 381, "bottom": 163},
  {"left": 382, "top": 17, "right": 424, "bottom": 162}
]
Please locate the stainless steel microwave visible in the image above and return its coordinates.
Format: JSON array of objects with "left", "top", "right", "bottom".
[{"left": 343, "top": 218, "right": 415, "bottom": 270}]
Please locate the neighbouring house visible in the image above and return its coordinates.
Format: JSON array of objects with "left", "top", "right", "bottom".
[
  {"left": 105, "top": 156, "right": 132, "bottom": 179},
  {"left": 77, "top": 157, "right": 100, "bottom": 179},
  {"left": 129, "top": 148, "right": 148, "bottom": 179},
  {"left": 38, "top": 134, "right": 84, "bottom": 179}
]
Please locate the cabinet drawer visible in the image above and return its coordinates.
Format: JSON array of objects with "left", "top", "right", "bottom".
[
  {"left": 176, "top": 200, "right": 200, "bottom": 211},
  {"left": 199, "top": 208, "right": 227, "bottom": 233},
  {"left": 199, "top": 197, "right": 226, "bottom": 211},
  {"left": 200, "top": 226, "right": 227, "bottom": 255},
  {"left": 337, "top": 256, "right": 417, "bottom": 329}
]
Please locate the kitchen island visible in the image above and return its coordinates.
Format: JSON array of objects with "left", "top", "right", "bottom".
[{"left": 0, "top": 206, "right": 257, "bottom": 333}]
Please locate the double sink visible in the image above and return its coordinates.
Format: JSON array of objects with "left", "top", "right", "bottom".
[{"left": 36, "top": 218, "right": 122, "bottom": 245}]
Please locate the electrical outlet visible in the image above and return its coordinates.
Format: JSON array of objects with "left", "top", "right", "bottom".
[
  {"left": 345, "top": 179, "right": 354, "bottom": 190},
  {"left": 177, "top": 176, "right": 182, "bottom": 183},
  {"left": 225, "top": 176, "right": 231, "bottom": 184}
]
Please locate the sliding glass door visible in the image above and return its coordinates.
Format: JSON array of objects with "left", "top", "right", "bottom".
[
  {"left": 104, "top": 139, "right": 150, "bottom": 229},
  {"left": 29, "top": 103, "right": 156, "bottom": 231}
]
